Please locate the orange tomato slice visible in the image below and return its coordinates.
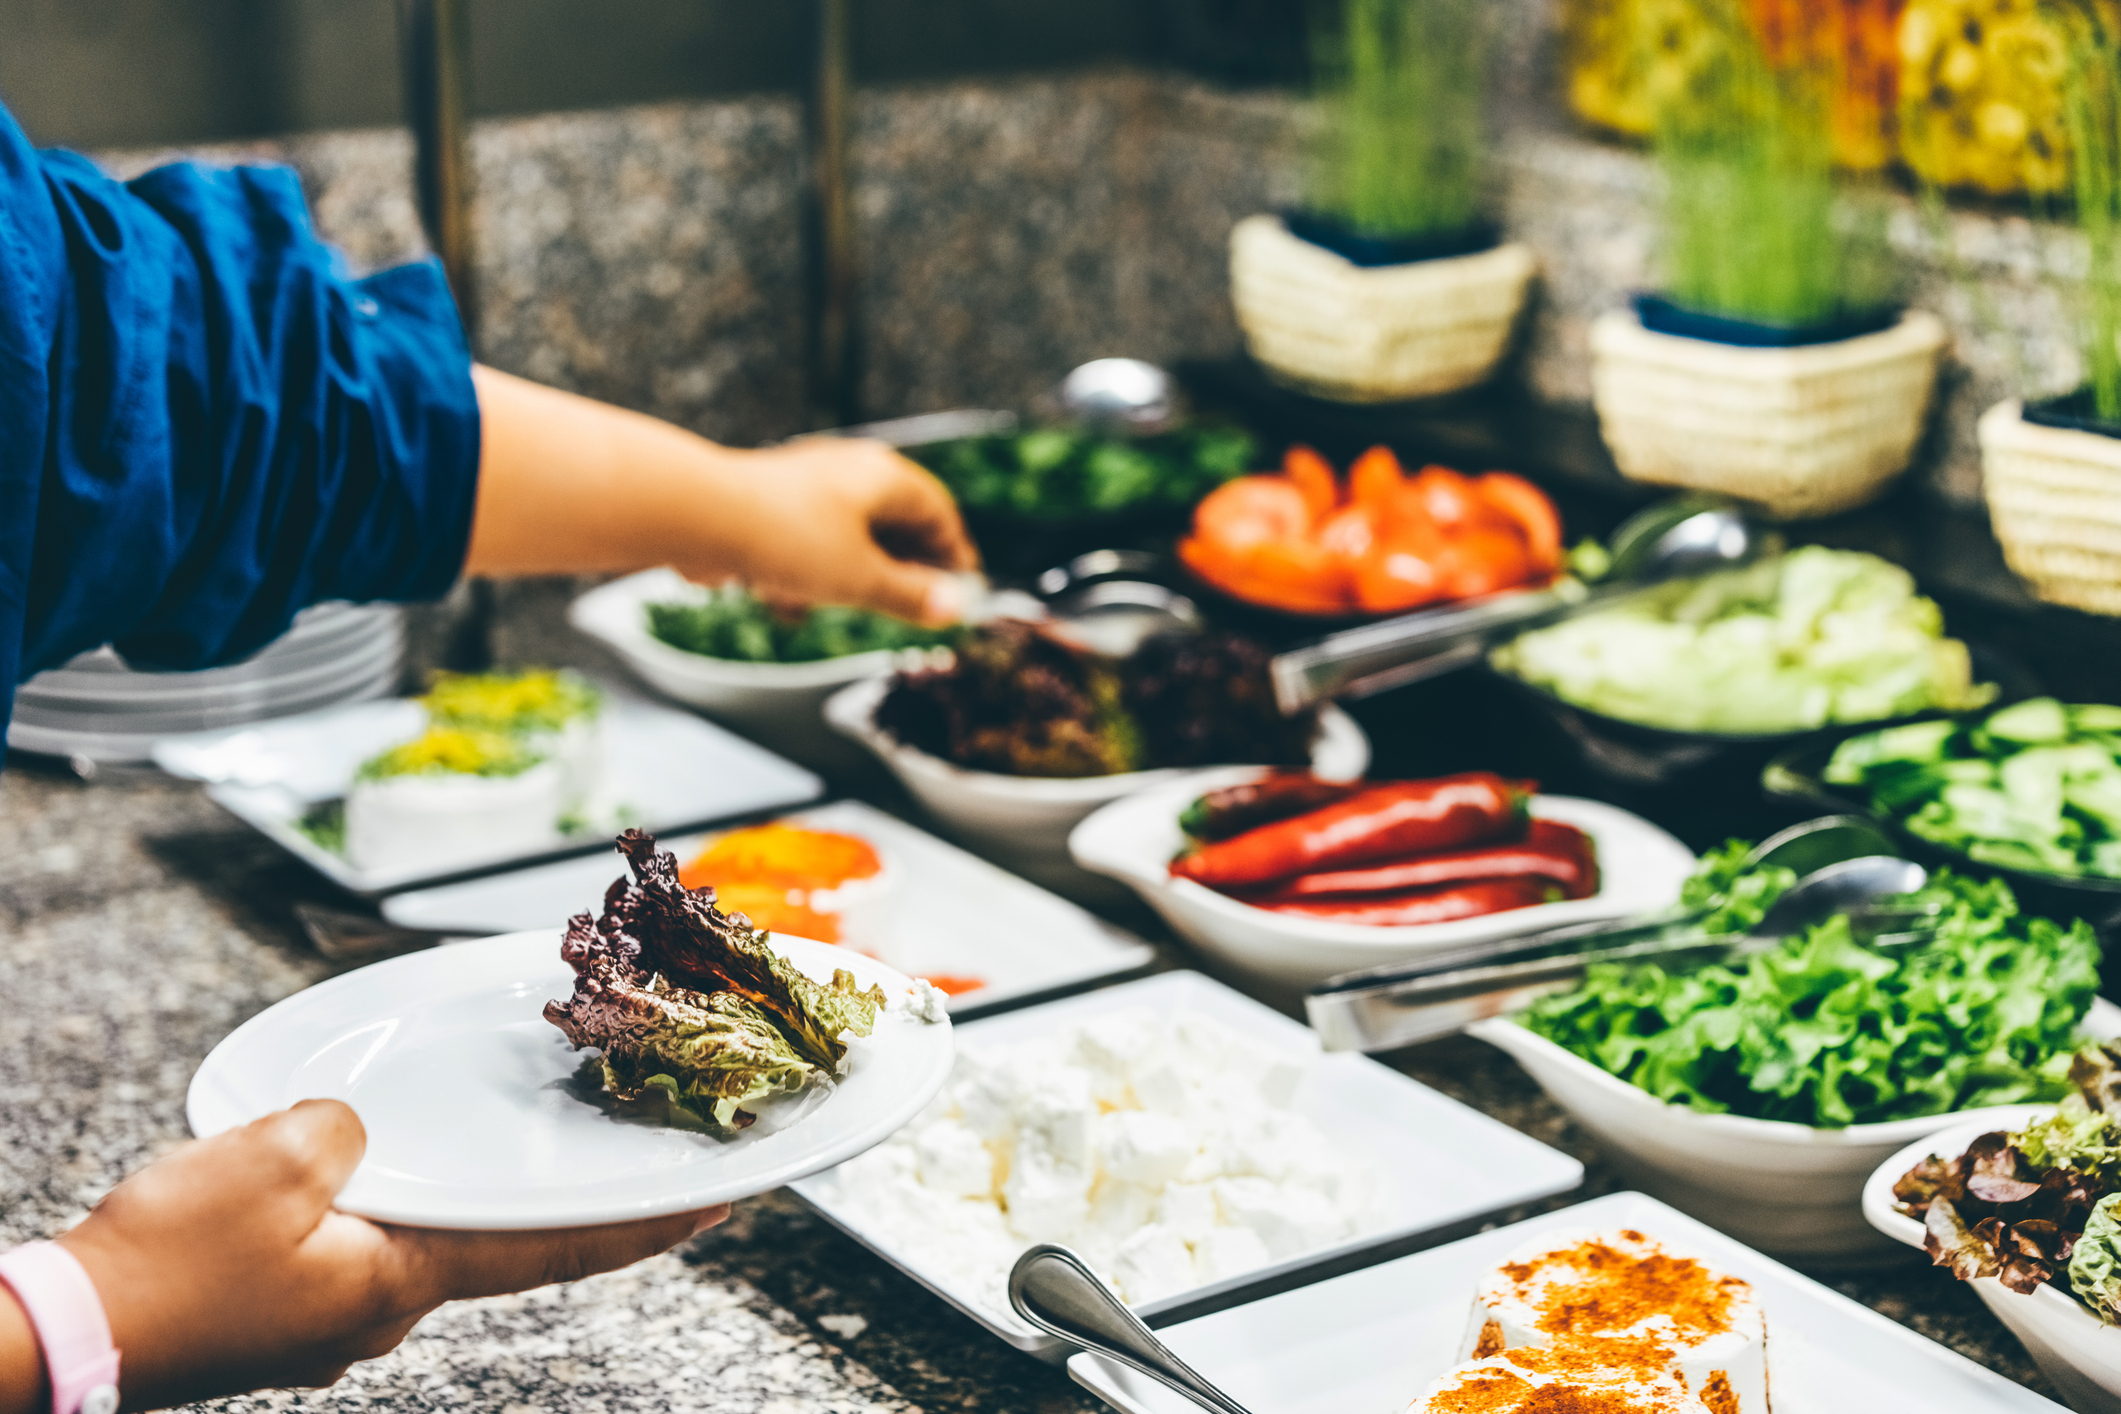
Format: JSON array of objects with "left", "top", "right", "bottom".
[
  {"left": 1347, "top": 446, "right": 1406, "bottom": 515},
  {"left": 1475, "top": 472, "right": 1564, "bottom": 576},
  {"left": 1190, "top": 475, "right": 1314, "bottom": 551},
  {"left": 1282, "top": 445, "right": 1340, "bottom": 523}
]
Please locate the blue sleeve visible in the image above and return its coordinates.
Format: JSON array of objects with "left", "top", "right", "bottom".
[{"left": 0, "top": 100, "right": 481, "bottom": 724}]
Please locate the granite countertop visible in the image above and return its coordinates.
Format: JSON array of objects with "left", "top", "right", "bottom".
[{"left": 0, "top": 714, "right": 2066, "bottom": 1412}]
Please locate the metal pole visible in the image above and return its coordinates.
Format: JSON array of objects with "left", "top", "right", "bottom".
[
  {"left": 806, "top": 0, "right": 859, "bottom": 428},
  {"left": 397, "top": 0, "right": 489, "bottom": 672},
  {"left": 398, "top": 0, "right": 478, "bottom": 342}
]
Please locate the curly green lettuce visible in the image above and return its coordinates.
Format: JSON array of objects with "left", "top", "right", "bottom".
[
  {"left": 545, "top": 829, "right": 886, "bottom": 1132},
  {"left": 2071, "top": 1194, "right": 2121, "bottom": 1323},
  {"left": 1520, "top": 864, "right": 2100, "bottom": 1127}
]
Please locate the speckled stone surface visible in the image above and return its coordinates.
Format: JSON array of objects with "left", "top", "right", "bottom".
[{"left": 0, "top": 581, "right": 2074, "bottom": 1412}]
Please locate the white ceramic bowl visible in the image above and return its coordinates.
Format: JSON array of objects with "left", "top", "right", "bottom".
[
  {"left": 1067, "top": 768, "right": 1695, "bottom": 990},
  {"left": 1867, "top": 1104, "right": 2121, "bottom": 1413},
  {"left": 823, "top": 677, "right": 1370, "bottom": 900},
  {"left": 569, "top": 569, "right": 916, "bottom": 772},
  {"left": 1474, "top": 997, "right": 2121, "bottom": 1265}
]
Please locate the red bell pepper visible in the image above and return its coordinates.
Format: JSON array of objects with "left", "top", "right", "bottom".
[
  {"left": 1169, "top": 773, "right": 1528, "bottom": 890},
  {"left": 1255, "top": 877, "right": 1554, "bottom": 927},
  {"left": 1178, "top": 772, "right": 1364, "bottom": 843},
  {"left": 1242, "top": 819, "right": 1599, "bottom": 902}
]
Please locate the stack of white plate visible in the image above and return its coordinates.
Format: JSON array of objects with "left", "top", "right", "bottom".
[{"left": 8, "top": 602, "right": 405, "bottom": 764}]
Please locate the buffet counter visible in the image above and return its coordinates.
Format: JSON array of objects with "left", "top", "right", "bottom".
[{"left": 0, "top": 721, "right": 2065, "bottom": 1411}]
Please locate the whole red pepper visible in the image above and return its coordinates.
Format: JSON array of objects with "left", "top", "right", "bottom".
[
  {"left": 1178, "top": 771, "right": 1363, "bottom": 842},
  {"left": 1169, "top": 773, "right": 1528, "bottom": 890},
  {"left": 1244, "top": 819, "right": 1599, "bottom": 903},
  {"left": 1255, "top": 877, "right": 1553, "bottom": 927}
]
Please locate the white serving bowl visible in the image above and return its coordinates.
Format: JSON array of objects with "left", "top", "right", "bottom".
[
  {"left": 1867, "top": 1104, "right": 2121, "bottom": 1413},
  {"left": 569, "top": 569, "right": 914, "bottom": 772},
  {"left": 1067, "top": 768, "right": 1695, "bottom": 991},
  {"left": 1474, "top": 997, "right": 2121, "bottom": 1266},
  {"left": 823, "top": 678, "right": 1369, "bottom": 900}
]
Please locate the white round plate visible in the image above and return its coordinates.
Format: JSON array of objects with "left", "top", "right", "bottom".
[{"left": 187, "top": 931, "right": 953, "bottom": 1229}]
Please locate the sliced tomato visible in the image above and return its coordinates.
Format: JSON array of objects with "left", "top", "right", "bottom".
[
  {"left": 1348, "top": 445, "right": 1406, "bottom": 515},
  {"left": 1475, "top": 472, "right": 1564, "bottom": 576},
  {"left": 1437, "top": 525, "right": 1534, "bottom": 599},
  {"left": 1409, "top": 465, "right": 1499, "bottom": 532},
  {"left": 1353, "top": 548, "right": 1446, "bottom": 612},
  {"left": 1189, "top": 475, "right": 1313, "bottom": 551},
  {"left": 1283, "top": 445, "right": 1340, "bottom": 523},
  {"left": 1179, "top": 536, "right": 1348, "bottom": 614},
  {"left": 1315, "top": 503, "right": 1377, "bottom": 573},
  {"left": 1246, "top": 538, "right": 1352, "bottom": 609}
]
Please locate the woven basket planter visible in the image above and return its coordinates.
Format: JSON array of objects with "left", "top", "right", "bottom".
[
  {"left": 1981, "top": 399, "right": 2121, "bottom": 616},
  {"left": 1228, "top": 214, "right": 1535, "bottom": 403},
  {"left": 1588, "top": 308, "right": 1948, "bottom": 520}
]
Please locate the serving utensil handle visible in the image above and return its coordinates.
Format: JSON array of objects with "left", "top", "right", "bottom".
[
  {"left": 1008, "top": 1246, "right": 1255, "bottom": 1414},
  {"left": 1268, "top": 580, "right": 1603, "bottom": 714}
]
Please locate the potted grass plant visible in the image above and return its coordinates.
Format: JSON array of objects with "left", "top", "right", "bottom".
[
  {"left": 1228, "top": 0, "right": 1534, "bottom": 403},
  {"left": 1980, "top": 5, "right": 2121, "bottom": 616},
  {"left": 1589, "top": 0, "right": 1946, "bottom": 520}
]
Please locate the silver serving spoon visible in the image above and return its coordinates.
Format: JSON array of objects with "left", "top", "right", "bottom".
[
  {"left": 1305, "top": 854, "right": 1929, "bottom": 1053},
  {"left": 1269, "top": 497, "right": 1782, "bottom": 713},
  {"left": 1057, "top": 358, "right": 1182, "bottom": 437},
  {"left": 1009, "top": 1245, "right": 1255, "bottom": 1414}
]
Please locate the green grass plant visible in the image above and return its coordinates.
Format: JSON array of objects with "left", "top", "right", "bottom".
[
  {"left": 1306, "top": 0, "right": 1485, "bottom": 239},
  {"left": 2055, "top": 3, "right": 2121, "bottom": 420},
  {"left": 1649, "top": 0, "right": 1895, "bottom": 327}
]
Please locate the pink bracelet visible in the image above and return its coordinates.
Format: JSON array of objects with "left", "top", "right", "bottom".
[{"left": 0, "top": 1244, "right": 120, "bottom": 1414}]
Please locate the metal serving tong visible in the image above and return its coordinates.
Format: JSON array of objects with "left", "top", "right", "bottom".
[
  {"left": 1010, "top": 1245, "right": 1255, "bottom": 1414},
  {"left": 1304, "top": 814, "right": 1939, "bottom": 1054},
  {"left": 1268, "top": 497, "right": 1782, "bottom": 714}
]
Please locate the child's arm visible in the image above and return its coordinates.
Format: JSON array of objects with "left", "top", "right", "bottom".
[{"left": 0, "top": 1100, "right": 721, "bottom": 1413}]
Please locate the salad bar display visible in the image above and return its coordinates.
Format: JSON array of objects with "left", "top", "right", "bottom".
[{"left": 137, "top": 421, "right": 2121, "bottom": 1411}]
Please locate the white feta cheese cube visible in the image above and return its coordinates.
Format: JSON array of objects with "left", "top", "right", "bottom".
[
  {"left": 1110, "top": 1224, "right": 1197, "bottom": 1305},
  {"left": 1096, "top": 1110, "right": 1196, "bottom": 1188},
  {"left": 1214, "top": 1177, "right": 1351, "bottom": 1260},
  {"left": 1156, "top": 1182, "right": 1220, "bottom": 1245},
  {"left": 912, "top": 1119, "right": 994, "bottom": 1200},
  {"left": 1081, "top": 1181, "right": 1158, "bottom": 1265},
  {"left": 1002, "top": 1146, "right": 1091, "bottom": 1244},
  {"left": 1015, "top": 1065, "right": 1096, "bottom": 1169},
  {"left": 1189, "top": 1225, "right": 1272, "bottom": 1284}
]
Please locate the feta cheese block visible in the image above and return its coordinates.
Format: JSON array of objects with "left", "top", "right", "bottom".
[
  {"left": 343, "top": 728, "right": 566, "bottom": 875},
  {"left": 1409, "top": 1346, "right": 1713, "bottom": 1414},
  {"left": 1459, "top": 1228, "right": 1768, "bottom": 1414},
  {"left": 824, "top": 1007, "right": 1379, "bottom": 1316}
]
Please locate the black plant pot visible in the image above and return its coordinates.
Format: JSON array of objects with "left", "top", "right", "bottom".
[
  {"left": 2023, "top": 387, "right": 2121, "bottom": 438},
  {"left": 1281, "top": 209, "right": 1500, "bottom": 268},
  {"left": 1631, "top": 292, "right": 1902, "bottom": 349}
]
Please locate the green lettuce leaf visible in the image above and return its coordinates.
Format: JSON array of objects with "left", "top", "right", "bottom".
[
  {"left": 2070, "top": 1193, "right": 2121, "bottom": 1323},
  {"left": 1520, "top": 865, "right": 2101, "bottom": 1127}
]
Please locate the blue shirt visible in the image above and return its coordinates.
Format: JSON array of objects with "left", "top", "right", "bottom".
[{"left": 0, "top": 100, "right": 481, "bottom": 738}]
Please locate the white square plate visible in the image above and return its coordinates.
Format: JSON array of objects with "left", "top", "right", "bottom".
[
  {"left": 152, "top": 689, "right": 823, "bottom": 897},
  {"left": 379, "top": 800, "right": 1157, "bottom": 1015},
  {"left": 789, "top": 970, "right": 1584, "bottom": 1359},
  {"left": 1068, "top": 1190, "right": 2066, "bottom": 1413}
]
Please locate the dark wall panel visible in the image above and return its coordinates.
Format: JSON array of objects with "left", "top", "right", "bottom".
[{"left": 0, "top": 0, "right": 1184, "bottom": 149}]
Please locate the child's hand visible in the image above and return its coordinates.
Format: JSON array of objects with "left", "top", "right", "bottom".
[{"left": 45, "top": 1099, "right": 722, "bottom": 1411}]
